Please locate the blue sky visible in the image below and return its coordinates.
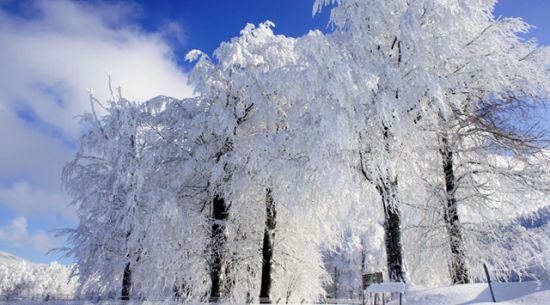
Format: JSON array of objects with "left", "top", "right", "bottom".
[{"left": 0, "top": 0, "right": 548, "bottom": 265}]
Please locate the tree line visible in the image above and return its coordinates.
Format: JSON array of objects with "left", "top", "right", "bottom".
[{"left": 62, "top": 0, "right": 550, "bottom": 303}]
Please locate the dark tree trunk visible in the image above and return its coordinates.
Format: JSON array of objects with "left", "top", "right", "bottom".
[
  {"left": 440, "top": 135, "right": 470, "bottom": 284},
  {"left": 259, "top": 189, "right": 276, "bottom": 303},
  {"left": 121, "top": 262, "right": 132, "bottom": 300},
  {"left": 376, "top": 179, "right": 405, "bottom": 282},
  {"left": 210, "top": 194, "right": 229, "bottom": 301},
  {"left": 120, "top": 134, "right": 136, "bottom": 301},
  {"left": 333, "top": 266, "right": 339, "bottom": 299},
  {"left": 384, "top": 205, "right": 404, "bottom": 282}
]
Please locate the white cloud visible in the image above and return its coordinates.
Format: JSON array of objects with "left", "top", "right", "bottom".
[
  {"left": 0, "top": 0, "right": 194, "bottom": 257},
  {"left": 0, "top": 216, "right": 64, "bottom": 253},
  {"left": 0, "top": 182, "right": 76, "bottom": 221},
  {"left": 0, "top": 216, "right": 27, "bottom": 242},
  {"left": 0, "top": 0, "right": 193, "bottom": 138},
  {"left": 159, "top": 21, "right": 187, "bottom": 48},
  {"left": 0, "top": 108, "right": 72, "bottom": 188}
]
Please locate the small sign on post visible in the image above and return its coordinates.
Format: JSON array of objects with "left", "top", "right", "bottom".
[{"left": 362, "top": 272, "right": 384, "bottom": 289}]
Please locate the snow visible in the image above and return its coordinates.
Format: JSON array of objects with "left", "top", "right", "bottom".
[
  {"left": 367, "top": 282, "right": 406, "bottom": 293},
  {"left": 0, "top": 252, "right": 78, "bottom": 301},
  {"left": 386, "top": 281, "right": 550, "bottom": 305},
  {"left": 0, "top": 281, "right": 547, "bottom": 304},
  {"left": 0, "top": 251, "right": 25, "bottom": 265}
]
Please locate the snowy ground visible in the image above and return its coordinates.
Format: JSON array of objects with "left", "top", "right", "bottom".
[
  {"left": 384, "top": 281, "right": 550, "bottom": 305},
  {"left": 0, "top": 281, "right": 548, "bottom": 305}
]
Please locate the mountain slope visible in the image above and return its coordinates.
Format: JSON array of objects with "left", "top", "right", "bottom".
[{"left": 0, "top": 251, "right": 25, "bottom": 266}]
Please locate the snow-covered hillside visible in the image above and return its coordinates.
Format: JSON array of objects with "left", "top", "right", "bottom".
[
  {"left": 0, "top": 251, "right": 78, "bottom": 301},
  {"left": 0, "top": 251, "right": 24, "bottom": 265}
]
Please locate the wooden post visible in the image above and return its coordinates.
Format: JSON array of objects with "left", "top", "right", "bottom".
[{"left": 483, "top": 263, "right": 496, "bottom": 302}]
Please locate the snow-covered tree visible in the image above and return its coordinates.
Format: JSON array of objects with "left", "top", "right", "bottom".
[
  {"left": 128, "top": 96, "right": 213, "bottom": 302},
  {"left": 315, "top": 0, "right": 550, "bottom": 284},
  {"left": 186, "top": 22, "right": 358, "bottom": 302},
  {"left": 63, "top": 91, "right": 150, "bottom": 299},
  {"left": 62, "top": 1, "right": 550, "bottom": 302},
  {"left": 0, "top": 254, "right": 78, "bottom": 301}
]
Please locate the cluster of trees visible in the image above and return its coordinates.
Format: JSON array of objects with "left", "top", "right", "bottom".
[
  {"left": 0, "top": 253, "right": 78, "bottom": 301},
  {"left": 63, "top": 0, "right": 550, "bottom": 303}
]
